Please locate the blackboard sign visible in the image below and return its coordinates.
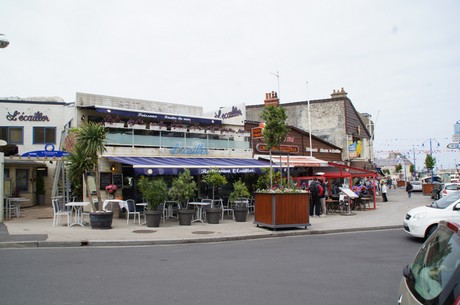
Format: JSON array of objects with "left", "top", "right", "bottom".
[
  {"left": 112, "top": 174, "right": 123, "bottom": 188},
  {"left": 100, "top": 172, "right": 112, "bottom": 190}
]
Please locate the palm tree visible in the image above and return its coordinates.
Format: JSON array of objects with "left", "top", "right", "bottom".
[{"left": 74, "top": 122, "right": 108, "bottom": 211}]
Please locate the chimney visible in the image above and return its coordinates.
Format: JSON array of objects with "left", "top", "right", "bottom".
[
  {"left": 331, "top": 87, "right": 348, "bottom": 98},
  {"left": 264, "top": 91, "right": 279, "bottom": 107}
]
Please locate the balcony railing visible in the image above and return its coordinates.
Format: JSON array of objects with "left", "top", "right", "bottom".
[{"left": 105, "top": 127, "right": 250, "bottom": 150}]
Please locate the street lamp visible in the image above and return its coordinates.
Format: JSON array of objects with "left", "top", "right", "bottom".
[
  {"left": 0, "top": 34, "right": 9, "bottom": 48},
  {"left": 422, "top": 138, "right": 441, "bottom": 182}
]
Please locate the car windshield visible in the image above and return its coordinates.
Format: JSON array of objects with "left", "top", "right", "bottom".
[
  {"left": 409, "top": 224, "right": 460, "bottom": 301},
  {"left": 429, "top": 192, "right": 460, "bottom": 209}
]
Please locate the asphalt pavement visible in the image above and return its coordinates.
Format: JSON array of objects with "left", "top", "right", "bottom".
[{"left": 0, "top": 187, "right": 431, "bottom": 248}]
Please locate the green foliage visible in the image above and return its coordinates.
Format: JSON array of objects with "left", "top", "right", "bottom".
[
  {"left": 229, "top": 180, "right": 251, "bottom": 206},
  {"left": 137, "top": 176, "right": 168, "bottom": 210},
  {"left": 409, "top": 164, "right": 415, "bottom": 174},
  {"left": 202, "top": 168, "right": 227, "bottom": 200},
  {"left": 67, "top": 122, "right": 108, "bottom": 211},
  {"left": 261, "top": 105, "right": 289, "bottom": 150},
  {"left": 255, "top": 168, "right": 286, "bottom": 190},
  {"left": 425, "top": 154, "right": 436, "bottom": 170},
  {"left": 382, "top": 169, "right": 390, "bottom": 176},
  {"left": 170, "top": 169, "right": 197, "bottom": 206},
  {"left": 395, "top": 164, "right": 403, "bottom": 173}
]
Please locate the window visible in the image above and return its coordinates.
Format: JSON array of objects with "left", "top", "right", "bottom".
[
  {"left": 0, "top": 127, "right": 24, "bottom": 144},
  {"left": 33, "top": 127, "right": 56, "bottom": 144},
  {"left": 15, "top": 169, "right": 29, "bottom": 192}
]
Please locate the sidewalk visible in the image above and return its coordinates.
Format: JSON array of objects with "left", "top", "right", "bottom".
[{"left": 0, "top": 187, "right": 430, "bottom": 248}]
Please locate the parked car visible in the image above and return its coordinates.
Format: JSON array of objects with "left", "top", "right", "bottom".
[
  {"left": 439, "top": 183, "right": 460, "bottom": 198},
  {"left": 431, "top": 183, "right": 444, "bottom": 200},
  {"left": 403, "top": 191, "right": 460, "bottom": 238},
  {"left": 398, "top": 220, "right": 460, "bottom": 305},
  {"left": 410, "top": 181, "right": 423, "bottom": 192}
]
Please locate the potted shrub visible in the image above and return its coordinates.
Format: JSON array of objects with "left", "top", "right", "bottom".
[
  {"left": 202, "top": 168, "right": 227, "bottom": 224},
  {"left": 127, "top": 118, "right": 146, "bottom": 129},
  {"left": 229, "top": 180, "right": 251, "bottom": 222},
  {"left": 170, "top": 169, "right": 197, "bottom": 225},
  {"left": 137, "top": 176, "right": 168, "bottom": 227},
  {"left": 103, "top": 115, "right": 124, "bottom": 128}
]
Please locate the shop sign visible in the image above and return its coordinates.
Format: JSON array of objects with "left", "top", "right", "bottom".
[
  {"left": 348, "top": 140, "right": 362, "bottom": 158},
  {"left": 169, "top": 144, "right": 209, "bottom": 155},
  {"left": 306, "top": 147, "right": 341, "bottom": 154},
  {"left": 256, "top": 144, "right": 299, "bottom": 154},
  {"left": 252, "top": 127, "right": 263, "bottom": 139},
  {"left": 447, "top": 143, "right": 460, "bottom": 149},
  {"left": 21, "top": 144, "right": 69, "bottom": 157},
  {"left": 205, "top": 104, "right": 246, "bottom": 125},
  {"left": 6, "top": 110, "right": 49, "bottom": 122},
  {"left": 199, "top": 168, "right": 256, "bottom": 174}
]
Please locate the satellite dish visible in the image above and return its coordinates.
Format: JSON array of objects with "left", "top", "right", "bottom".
[{"left": 0, "top": 140, "right": 7, "bottom": 146}]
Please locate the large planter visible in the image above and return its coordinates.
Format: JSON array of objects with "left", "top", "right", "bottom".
[
  {"left": 233, "top": 206, "right": 248, "bottom": 222},
  {"left": 90, "top": 211, "right": 113, "bottom": 230},
  {"left": 178, "top": 209, "right": 194, "bottom": 225},
  {"left": 205, "top": 208, "right": 221, "bottom": 224},
  {"left": 423, "top": 183, "right": 435, "bottom": 196},
  {"left": 145, "top": 210, "right": 162, "bottom": 227},
  {"left": 254, "top": 193, "right": 310, "bottom": 229}
]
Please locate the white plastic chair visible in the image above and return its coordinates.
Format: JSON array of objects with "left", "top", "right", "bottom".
[
  {"left": 221, "top": 197, "right": 234, "bottom": 220},
  {"left": 52, "top": 198, "right": 71, "bottom": 227},
  {"left": 201, "top": 199, "right": 213, "bottom": 219},
  {"left": 126, "top": 199, "right": 140, "bottom": 225}
]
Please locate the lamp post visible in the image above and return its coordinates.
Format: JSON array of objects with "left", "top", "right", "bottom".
[{"left": 422, "top": 138, "right": 441, "bottom": 182}]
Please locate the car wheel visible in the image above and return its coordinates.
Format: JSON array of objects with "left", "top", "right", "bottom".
[{"left": 426, "top": 224, "right": 438, "bottom": 239}]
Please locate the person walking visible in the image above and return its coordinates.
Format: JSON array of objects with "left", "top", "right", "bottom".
[
  {"left": 308, "top": 178, "right": 323, "bottom": 217},
  {"left": 319, "top": 180, "right": 328, "bottom": 216},
  {"left": 381, "top": 181, "right": 388, "bottom": 202},
  {"left": 406, "top": 181, "right": 413, "bottom": 198}
]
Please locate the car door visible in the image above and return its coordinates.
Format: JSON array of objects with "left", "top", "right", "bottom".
[{"left": 447, "top": 199, "right": 460, "bottom": 224}]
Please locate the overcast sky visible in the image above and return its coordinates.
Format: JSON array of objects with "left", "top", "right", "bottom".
[{"left": 1, "top": 0, "right": 459, "bottom": 170}]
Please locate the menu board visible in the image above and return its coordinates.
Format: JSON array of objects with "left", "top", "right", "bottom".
[
  {"left": 100, "top": 172, "right": 112, "bottom": 190},
  {"left": 112, "top": 174, "right": 123, "bottom": 188}
]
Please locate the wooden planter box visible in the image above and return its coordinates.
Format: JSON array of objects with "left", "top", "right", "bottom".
[
  {"left": 423, "top": 183, "right": 435, "bottom": 196},
  {"left": 254, "top": 193, "right": 310, "bottom": 229}
]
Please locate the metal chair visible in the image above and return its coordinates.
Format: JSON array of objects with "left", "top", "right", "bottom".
[
  {"left": 52, "top": 198, "right": 71, "bottom": 227},
  {"left": 126, "top": 199, "right": 140, "bottom": 225},
  {"left": 200, "top": 199, "right": 213, "bottom": 220},
  {"left": 220, "top": 196, "right": 234, "bottom": 220}
]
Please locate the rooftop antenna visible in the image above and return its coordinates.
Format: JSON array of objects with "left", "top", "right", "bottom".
[
  {"left": 270, "top": 71, "right": 280, "bottom": 99},
  {"left": 306, "top": 81, "right": 312, "bottom": 156}
]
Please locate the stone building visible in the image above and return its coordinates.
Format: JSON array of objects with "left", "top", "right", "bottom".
[{"left": 246, "top": 88, "right": 374, "bottom": 169}]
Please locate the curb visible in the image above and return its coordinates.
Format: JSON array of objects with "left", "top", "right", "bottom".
[{"left": 0, "top": 225, "right": 402, "bottom": 249}]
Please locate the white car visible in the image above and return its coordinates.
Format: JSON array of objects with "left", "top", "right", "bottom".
[
  {"left": 409, "top": 181, "right": 422, "bottom": 192},
  {"left": 403, "top": 191, "right": 460, "bottom": 238},
  {"left": 439, "top": 182, "right": 460, "bottom": 198}
]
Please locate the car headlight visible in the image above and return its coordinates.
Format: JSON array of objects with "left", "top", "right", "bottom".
[{"left": 412, "top": 212, "right": 427, "bottom": 221}]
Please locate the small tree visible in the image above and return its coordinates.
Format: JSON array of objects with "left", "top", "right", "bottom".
[
  {"left": 261, "top": 105, "right": 289, "bottom": 189},
  {"left": 255, "top": 168, "right": 285, "bottom": 190},
  {"left": 170, "top": 169, "right": 197, "bottom": 208},
  {"left": 395, "top": 164, "right": 403, "bottom": 173},
  {"left": 202, "top": 167, "right": 227, "bottom": 203},
  {"left": 229, "top": 180, "right": 251, "bottom": 207},
  {"left": 425, "top": 154, "right": 436, "bottom": 182}
]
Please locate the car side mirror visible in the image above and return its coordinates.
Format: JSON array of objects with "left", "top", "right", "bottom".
[{"left": 454, "top": 203, "right": 460, "bottom": 211}]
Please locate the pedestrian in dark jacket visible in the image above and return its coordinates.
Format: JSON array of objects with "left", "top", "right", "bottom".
[{"left": 406, "top": 181, "right": 413, "bottom": 198}]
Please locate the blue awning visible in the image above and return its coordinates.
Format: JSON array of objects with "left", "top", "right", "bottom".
[
  {"left": 107, "top": 156, "right": 271, "bottom": 175},
  {"left": 95, "top": 106, "right": 221, "bottom": 125}
]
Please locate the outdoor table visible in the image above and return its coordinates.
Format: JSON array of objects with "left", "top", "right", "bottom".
[
  {"left": 102, "top": 199, "right": 127, "bottom": 218},
  {"left": 65, "top": 202, "right": 90, "bottom": 227},
  {"left": 164, "top": 201, "right": 180, "bottom": 219},
  {"left": 136, "top": 202, "right": 148, "bottom": 224},
  {"left": 326, "top": 199, "right": 339, "bottom": 214},
  {"left": 188, "top": 202, "right": 210, "bottom": 223},
  {"left": 5, "top": 198, "right": 30, "bottom": 218}
]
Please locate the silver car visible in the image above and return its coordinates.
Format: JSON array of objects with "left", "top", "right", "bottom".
[{"left": 398, "top": 220, "right": 460, "bottom": 304}]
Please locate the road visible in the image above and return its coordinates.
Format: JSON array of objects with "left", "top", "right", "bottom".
[{"left": 0, "top": 229, "right": 422, "bottom": 305}]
